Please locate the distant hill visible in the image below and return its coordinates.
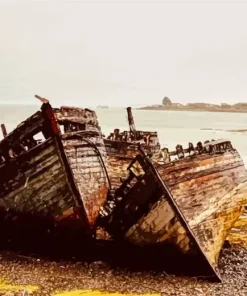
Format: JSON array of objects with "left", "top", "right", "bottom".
[{"left": 138, "top": 97, "right": 247, "bottom": 113}]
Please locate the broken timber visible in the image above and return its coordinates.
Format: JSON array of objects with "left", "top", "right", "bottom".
[
  {"left": 1, "top": 124, "right": 7, "bottom": 138},
  {"left": 104, "top": 107, "right": 160, "bottom": 188}
]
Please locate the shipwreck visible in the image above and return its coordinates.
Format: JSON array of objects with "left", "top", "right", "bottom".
[
  {"left": 0, "top": 95, "right": 111, "bottom": 247},
  {"left": 99, "top": 107, "right": 247, "bottom": 281},
  {"left": 1, "top": 99, "right": 247, "bottom": 282},
  {"left": 98, "top": 144, "right": 247, "bottom": 281}
]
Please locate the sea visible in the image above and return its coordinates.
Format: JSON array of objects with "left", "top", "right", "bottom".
[{"left": 1, "top": 104, "right": 247, "bottom": 165}]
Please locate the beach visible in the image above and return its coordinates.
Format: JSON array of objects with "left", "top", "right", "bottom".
[{"left": 0, "top": 243, "right": 247, "bottom": 296}]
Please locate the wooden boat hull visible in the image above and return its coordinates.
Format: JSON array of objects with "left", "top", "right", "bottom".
[
  {"left": 98, "top": 144, "right": 247, "bottom": 281},
  {"left": 127, "top": 150, "right": 247, "bottom": 262},
  {"left": 0, "top": 101, "right": 109, "bottom": 243},
  {"left": 0, "top": 138, "right": 74, "bottom": 219},
  {"left": 104, "top": 139, "right": 160, "bottom": 188},
  {"left": 61, "top": 131, "right": 109, "bottom": 226}
]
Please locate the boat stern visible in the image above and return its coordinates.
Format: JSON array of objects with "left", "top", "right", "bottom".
[{"left": 97, "top": 145, "right": 222, "bottom": 281}]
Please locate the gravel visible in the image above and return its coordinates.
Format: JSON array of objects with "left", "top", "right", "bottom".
[{"left": 0, "top": 244, "right": 247, "bottom": 296}]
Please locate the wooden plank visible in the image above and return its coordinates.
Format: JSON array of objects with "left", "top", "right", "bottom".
[{"left": 1, "top": 124, "right": 7, "bottom": 138}]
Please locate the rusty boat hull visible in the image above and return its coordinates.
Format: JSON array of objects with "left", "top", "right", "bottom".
[
  {"left": 0, "top": 99, "right": 110, "bottom": 247},
  {"left": 98, "top": 143, "right": 247, "bottom": 281}
]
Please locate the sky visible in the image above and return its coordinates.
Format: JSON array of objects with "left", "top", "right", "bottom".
[{"left": 0, "top": 0, "right": 247, "bottom": 107}]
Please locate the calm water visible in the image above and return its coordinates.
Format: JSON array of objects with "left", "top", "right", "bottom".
[{"left": 1, "top": 104, "right": 247, "bottom": 165}]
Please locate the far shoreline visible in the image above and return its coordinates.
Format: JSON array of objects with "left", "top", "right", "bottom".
[{"left": 136, "top": 107, "right": 247, "bottom": 114}]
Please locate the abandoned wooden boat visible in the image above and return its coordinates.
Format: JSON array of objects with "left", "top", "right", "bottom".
[
  {"left": 0, "top": 95, "right": 110, "bottom": 244},
  {"left": 104, "top": 107, "right": 160, "bottom": 187},
  {"left": 98, "top": 143, "right": 247, "bottom": 281}
]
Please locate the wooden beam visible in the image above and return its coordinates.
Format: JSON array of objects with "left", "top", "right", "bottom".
[{"left": 1, "top": 124, "right": 7, "bottom": 138}]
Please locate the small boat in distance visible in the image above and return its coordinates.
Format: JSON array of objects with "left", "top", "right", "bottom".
[{"left": 96, "top": 105, "right": 109, "bottom": 109}]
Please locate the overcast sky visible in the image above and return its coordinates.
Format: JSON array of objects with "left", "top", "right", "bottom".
[{"left": 0, "top": 0, "right": 246, "bottom": 107}]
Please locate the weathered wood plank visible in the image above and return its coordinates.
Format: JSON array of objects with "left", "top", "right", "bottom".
[
  {"left": 54, "top": 106, "right": 100, "bottom": 130},
  {"left": 1, "top": 124, "right": 7, "bottom": 138},
  {"left": 0, "top": 100, "right": 110, "bottom": 237},
  {"left": 62, "top": 132, "right": 109, "bottom": 226},
  {"left": 0, "top": 139, "right": 74, "bottom": 219}
]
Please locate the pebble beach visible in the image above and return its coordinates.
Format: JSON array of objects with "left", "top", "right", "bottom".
[
  {"left": 0, "top": 244, "right": 247, "bottom": 296},
  {"left": 1, "top": 213, "right": 247, "bottom": 296}
]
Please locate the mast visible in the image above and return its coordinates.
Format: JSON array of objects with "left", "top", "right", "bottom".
[
  {"left": 1, "top": 124, "right": 7, "bottom": 138},
  {"left": 126, "top": 107, "right": 137, "bottom": 139}
]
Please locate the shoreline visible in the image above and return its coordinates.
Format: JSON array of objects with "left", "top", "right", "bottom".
[{"left": 137, "top": 107, "right": 247, "bottom": 114}]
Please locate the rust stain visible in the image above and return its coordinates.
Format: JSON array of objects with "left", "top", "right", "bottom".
[{"left": 85, "top": 184, "right": 109, "bottom": 226}]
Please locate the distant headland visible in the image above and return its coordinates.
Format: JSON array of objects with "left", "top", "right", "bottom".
[{"left": 138, "top": 97, "right": 247, "bottom": 113}]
